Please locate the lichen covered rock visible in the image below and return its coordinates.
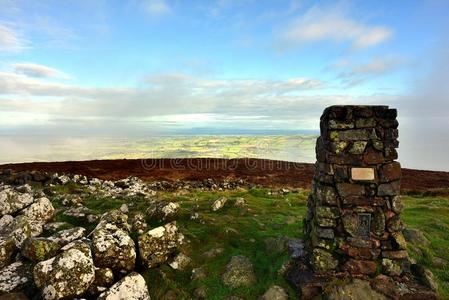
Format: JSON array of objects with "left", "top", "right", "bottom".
[
  {"left": 0, "top": 261, "right": 34, "bottom": 294},
  {"left": 97, "top": 272, "right": 150, "bottom": 300},
  {"left": 0, "top": 188, "right": 34, "bottom": 217},
  {"left": 33, "top": 248, "right": 95, "bottom": 300},
  {"left": 138, "top": 222, "right": 184, "bottom": 268},
  {"left": 47, "top": 226, "right": 86, "bottom": 246},
  {"left": 222, "top": 255, "right": 256, "bottom": 288},
  {"left": 19, "top": 197, "right": 54, "bottom": 236},
  {"left": 21, "top": 237, "right": 61, "bottom": 262},
  {"left": 0, "top": 215, "right": 31, "bottom": 268},
  {"left": 146, "top": 201, "right": 180, "bottom": 221},
  {"left": 92, "top": 223, "right": 136, "bottom": 272}
]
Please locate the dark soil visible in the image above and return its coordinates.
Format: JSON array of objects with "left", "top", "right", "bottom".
[{"left": 1, "top": 158, "right": 449, "bottom": 192}]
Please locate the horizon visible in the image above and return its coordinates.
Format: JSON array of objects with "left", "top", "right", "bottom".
[{"left": 1, "top": 0, "right": 449, "bottom": 170}]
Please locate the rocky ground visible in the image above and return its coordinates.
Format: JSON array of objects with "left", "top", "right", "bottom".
[
  {"left": 2, "top": 158, "right": 449, "bottom": 193},
  {"left": 0, "top": 169, "right": 448, "bottom": 299}
]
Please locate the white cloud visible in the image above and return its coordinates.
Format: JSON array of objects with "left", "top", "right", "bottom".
[
  {"left": 0, "top": 24, "right": 26, "bottom": 51},
  {"left": 277, "top": 4, "right": 392, "bottom": 50},
  {"left": 333, "top": 56, "right": 404, "bottom": 86},
  {"left": 142, "top": 0, "right": 172, "bottom": 16},
  {"left": 11, "top": 63, "right": 71, "bottom": 79}
]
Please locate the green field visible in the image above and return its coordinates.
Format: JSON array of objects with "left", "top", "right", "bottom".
[
  {"left": 0, "top": 135, "right": 317, "bottom": 164},
  {"left": 48, "top": 183, "right": 449, "bottom": 299}
]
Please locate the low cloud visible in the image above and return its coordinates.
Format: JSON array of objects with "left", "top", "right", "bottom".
[{"left": 276, "top": 4, "right": 392, "bottom": 51}]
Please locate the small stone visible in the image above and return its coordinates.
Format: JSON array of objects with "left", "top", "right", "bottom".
[
  {"left": 261, "top": 285, "right": 288, "bottom": 300},
  {"left": 390, "top": 196, "right": 404, "bottom": 214},
  {"left": 222, "top": 256, "right": 256, "bottom": 288},
  {"left": 168, "top": 253, "right": 191, "bottom": 270},
  {"left": 329, "top": 141, "right": 348, "bottom": 154},
  {"left": 97, "top": 272, "right": 150, "bottom": 300},
  {"left": 43, "top": 222, "right": 70, "bottom": 234},
  {"left": 93, "top": 267, "right": 114, "bottom": 287},
  {"left": 119, "top": 204, "right": 129, "bottom": 214},
  {"left": 342, "top": 212, "right": 358, "bottom": 237},
  {"left": 264, "top": 236, "right": 288, "bottom": 255},
  {"left": 234, "top": 197, "right": 245, "bottom": 206},
  {"left": 211, "top": 196, "right": 227, "bottom": 212},
  {"left": 202, "top": 247, "right": 224, "bottom": 259}
]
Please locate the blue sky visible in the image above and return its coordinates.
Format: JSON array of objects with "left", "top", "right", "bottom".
[{"left": 0, "top": 0, "right": 449, "bottom": 169}]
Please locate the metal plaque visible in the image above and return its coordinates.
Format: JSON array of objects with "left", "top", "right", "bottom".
[
  {"left": 357, "top": 213, "right": 371, "bottom": 238},
  {"left": 351, "top": 167, "right": 375, "bottom": 181}
]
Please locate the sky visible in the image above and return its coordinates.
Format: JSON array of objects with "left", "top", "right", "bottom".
[{"left": 0, "top": 0, "right": 449, "bottom": 170}]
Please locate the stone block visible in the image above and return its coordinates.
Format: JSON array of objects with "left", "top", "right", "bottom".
[
  {"left": 378, "top": 181, "right": 401, "bottom": 196},
  {"left": 311, "top": 248, "right": 338, "bottom": 271},
  {"left": 363, "top": 148, "right": 385, "bottom": 164},
  {"left": 382, "top": 250, "right": 408, "bottom": 260},
  {"left": 329, "top": 129, "right": 377, "bottom": 141},
  {"left": 379, "top": 162, "right": 401, "bottom": 183},
  {"left": 328, "top": 119, "right": 354, "bottom": 130},
  {"left": 348, "top": 141, "right": 368, "bottom": 154},
  {"left": 355, "top": 118, "right": 376, "bottom": 128},
  {"left": 315, "top": 184, "right": 338, "bottom": 206},
  {"left": 342, "top": 259, "right": 377, "bottom": 275},
  {"left": 336, "top": 183, "right": 365, "bottom": 197}
]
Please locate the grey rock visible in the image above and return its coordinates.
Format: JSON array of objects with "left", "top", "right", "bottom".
[
  {"left": 222, "top": 255, "right": 256, "bottom": 288},
  {"left": 261, "top": 285, "right": 288, "bottom": 300},
  {"left": 97, "top": 272, "right": 150, "bottom": 300}
]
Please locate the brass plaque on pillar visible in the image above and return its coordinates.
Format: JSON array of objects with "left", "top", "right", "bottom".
[{"left": 351, "top": 167, "right": 375, "bottom": 181}]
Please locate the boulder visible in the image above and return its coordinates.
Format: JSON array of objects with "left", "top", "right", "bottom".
[
  {"left": 222, "top": 255, "right": 256, "bottom": 288},
  {"left": 97, "top": 272, "right": 150, "bottom": 300},
  {"left": 63, "top": 205, "right": 97, "bottom": 223},
  {"left": 0, "top": 215, "right": 31, "bottom": 268},
  {"left": 33, "top": 248, "right": 95, "bottom": 300},
  {"left": 0, "top": 188, "right": 34, "bottom": 217},
  {"left": 261, "top": 285, "right": 288, "bottom": 300},
  {"left": 21, "top": 237, "right": 61, "bottom": 262},
  {"left": 92, "top": 223, "right": 136, "bottom": 272},
  {"left": 0, "top": 261, "right": 34, "bottom": 294},
  {"left": 95, "top": 210, "right": 130, "bottom": 232},
  {"left": 19, "top": 197, "right": 55, "bottom": 236},
  {"left": 47, "top": 227, "right": 87, "bottom": 246},
  {"left": 146, "top": 201, "right": 180, "bottom": 221},
  {"left": 43, "top": 222, "right": 71, "bottom": 234},
  {"left": 138, "top": 222, "right": 184, "bottom": 268}
]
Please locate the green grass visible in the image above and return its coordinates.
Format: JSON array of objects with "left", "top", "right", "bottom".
[{"left": 46, "top": 185, "right": 449, "bottom": 299}]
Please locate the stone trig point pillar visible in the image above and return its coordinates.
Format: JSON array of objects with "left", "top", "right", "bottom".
[{"left": 305, "top": 105, "right": 405, "bottom": 275}]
